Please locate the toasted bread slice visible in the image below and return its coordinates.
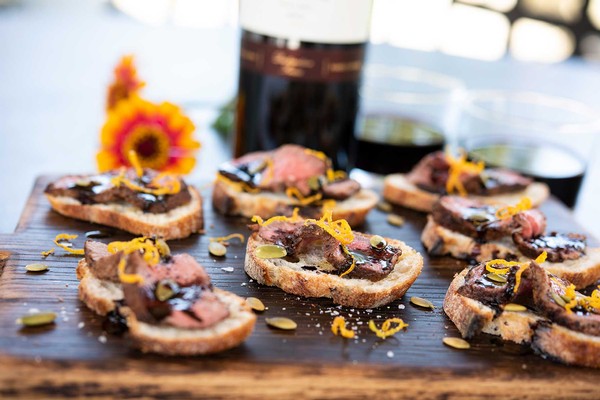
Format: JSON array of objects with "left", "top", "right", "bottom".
[
  {"left": 532, "top": 323, "right": 600, "bottom": 368},
  {"left": 444, "top": 269, "right": 543, "bottom": 343},
  {"left": 121, "top": 289, "right": 256, "bottom": 356},
  {"left": 76, "top": 259, "right": 123, "bottom": 316},
  {"left": 245, "top": 233, "right": 423, "bottom": 308},
  {"left": 422, "top": 217, "right": 600, "bottom": 289},
  {"left": 212, "top": 179, "right": 378, "bottom": 227},
  {"left": 383, "top": 174, "right": 549, "bottom": 212},
  {"left": 46, "top": 186, "right": 203, "bottom": 240}
]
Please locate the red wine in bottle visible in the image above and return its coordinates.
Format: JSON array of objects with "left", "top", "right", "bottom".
[{"left": 235, "top": 0, "right": 373, "bottom": 170}]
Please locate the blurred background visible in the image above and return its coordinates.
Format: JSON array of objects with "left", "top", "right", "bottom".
[{"left": 1, "top": 0, "right": 600, "bottom": 234}]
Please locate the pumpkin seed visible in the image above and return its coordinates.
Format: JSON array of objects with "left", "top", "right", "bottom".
[
  {"left": 552, "top": 291, "right": 567, "bottom": 307},
  {"left": 308, "top": 176, "right": 321, "bottom": 191},
  {"left": 17, "top": 312, "right": 56, "bottom": 327},
  {"left": 377, "top": 202, "right": 393, "bottom": 213},
  {"left": 25, "top": 263, "right": 48, "bottom": 273},
  {"left": 443, "top": 337, "right": 470, "bottom": 350},
  {"left": 155, "top": 279, "right": 178, "bottom": 302},
  {"left": 265, "top": 317, "right": 297, "bottom": 330},
  {"left": 387, "top": 214, "right": 405, "bottom": 227},
  {"left": 503, "top": 303, "right": 527, "bottom": 312},
  {"left": 256, "top": 244, "right": 287, "bottom": 259},
  {"left": 410, "top": 296, "right": 435, "bottom": 309},
  {"left": 156, "top": 239, "right": 171, "bottom": 258},
  {"left": 369, "top": 235, "right": 387, "bottom": 249},
  {"left": 246, "top": 297, "right": 265, "bottom": 312},
  {"left": 486, "top": 272, "right": 507, "bottom": 284},
  {"left": 208, "top": 241, "right": 227, "bottom": 257}
]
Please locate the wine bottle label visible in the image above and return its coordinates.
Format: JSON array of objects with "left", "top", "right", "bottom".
[
  {"left": 240, "top": 39, "right": 365, "bottom": 82},
  {"left": 239, "top": 0, "right": 372, "bottom": 44}
]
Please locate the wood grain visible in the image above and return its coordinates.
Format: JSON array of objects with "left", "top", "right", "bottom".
[{"left": 0, "top": 176, "right": 599, "bottom": 399}]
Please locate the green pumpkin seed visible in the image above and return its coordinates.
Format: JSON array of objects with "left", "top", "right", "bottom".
[
  {"left": 410, "top": 296, "right": 435, "bottom": 309},
  {"left": 308, "top": 176, "right": 321, "bottom": 191},
  {"left": 377, "top": 202, "right": 393, "bottom": 213},
  {"left": 387, "top": 214, "right": 405, "bottom": 227},
  {"left": 443, "top": 337, "right": 470, "bottom": 349},
  {"left": 552, "top": 291, "right": 567, "bottom": 307},
  {"left": 256, "top": 244, "right": 287, "bottom": 259},
  {"left": 265, "top": 317, "right": 297, "bottom": 330},
  {"left": 25, "top": 263, "right": 48, "bottom": 273},
  {"left": 503, "top": 303, "right": 527, "bottom": 312},
  {"left": 369, "top": 235, "right": 387, "bottom": 249},
  {"left": 156, "top": 239, "right": 171, "bottom": 258},
  {"left": 17, "top": 312, "right": 56, "bottom": 327},
  {"left": 246, "top": 297, "right": 265, "bottom": 312},
  {"left": 155, "top": 279, "right": 179, "bottom": 302},
  {"left": 208, "top": 241, "right": 227, "bottom": 257},
  {"left": 486, "top": 272, "right": 507, "bottom": 284}
]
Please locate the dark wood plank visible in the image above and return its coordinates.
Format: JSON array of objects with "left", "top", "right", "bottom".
[{"left": 1, "top": 176, "right": 599, "bottom": 398}]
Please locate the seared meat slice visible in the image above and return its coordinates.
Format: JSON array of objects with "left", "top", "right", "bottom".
[
  {"left": 480, "top": 169, "right": 532, "bottom": 195},
  {"left": 122, "top": 252, "right": 229, "bottom": 329},
  {"left": 252, "top": 221, "right": 401, "bottom": 281},
  {"left": 457, "top": 261, "right": 534, "bottom": 307},
  {"left": 512, "top": 210, "right": 547, "bottom": 239},
  {"left": 45, "top": 168, "right": 191, "bottom": 213},
  {"left": 84, "top": 240, "right": 122, "bottom": 282},
  {"left": 530, "top": 263, "right": 600, "bottom": 336},
  {"left": 431, "top": 196, "right": 515, "bottom": 241},
  {"left": 407, "top": 151, "right": 451, "bottom": 194},
  {"left": 321, "top": 179, "right": 360, "bottom": 200},
  {"left": 346, "top": 233, "right": 401, "bottom": 281},
  {"left": 513, "top": 232, "right": 586, "bottom": 262}
]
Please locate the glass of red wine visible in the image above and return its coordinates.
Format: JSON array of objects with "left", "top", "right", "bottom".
[
  {"left": 350, "top": 65, "right": 465, "bottom": 187},
  {"left": 458, "top": 91, "right": 600, "bottom": 209}
]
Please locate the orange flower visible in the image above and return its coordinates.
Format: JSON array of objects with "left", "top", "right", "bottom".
[
  {"left": 106, "top": 55, "right": 145, "bottom": 111},
  {"left": 97, "top": 96, "right": 200, "bottom": 174}
]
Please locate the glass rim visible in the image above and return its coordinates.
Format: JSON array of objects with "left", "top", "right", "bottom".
[
  {"left": 463, "top": 90, "right": 600, "bottom": 134},
  {"left": 362, "top": 64, "right": 466, "bottom": 104}
]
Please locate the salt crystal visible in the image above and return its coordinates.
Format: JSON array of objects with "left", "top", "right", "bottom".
[
  {"left": 221, "top": 267, "right": 234, "bottom": 273},
  {"left": 78, "top": 322, "right": 85, "bottom": 329},
  {"left": 387, "top": 351, "right": 394, "bottom": 358},
  {"left": 98, "top": 335, "right": 107, "bottom": 344},
  {"left": 398, "top": 304, "right": 405, "bottom": 310}
]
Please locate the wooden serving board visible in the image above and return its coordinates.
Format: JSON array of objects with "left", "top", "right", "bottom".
[{"left": 1, "top": 176, "right": 599, "bottom": 399}]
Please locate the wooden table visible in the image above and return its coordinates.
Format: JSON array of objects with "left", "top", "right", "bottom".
[{"left": 1, "top": 176, "right": 599, "bottom": 399}]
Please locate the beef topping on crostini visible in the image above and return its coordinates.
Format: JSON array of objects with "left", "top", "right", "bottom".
[
  {"left": 530, "top": 263, "right": 600, "bottom": 336},
  {"left": 83, "top": 240, "right": 122, "bottom": 282},
  {"left": 457, "top": 261, "right": 535, "bottom": 307},
  {"left": 250, "top": 220, "right": 401, "bottom": 282},
  {"left": 122, "top": 252, "right": 229, "bottom": 330},
  {"left": 45, "top": 168, "right": 191, "bottom": 214},
  {"left": 217, "top": 144, "right": 360, "bottom": 200},
  {"left": 513, "top": 232, "right": 586, "bottom": 262},
  {"left": 406, "top": 151, "right": 533, "bottom": 195}
]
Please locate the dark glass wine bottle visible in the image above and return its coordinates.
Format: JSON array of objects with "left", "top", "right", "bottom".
[{"left": 235, "top": 0, "right": 373, "bottom": 170}]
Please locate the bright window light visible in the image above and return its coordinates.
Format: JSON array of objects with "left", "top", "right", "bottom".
[
  {"left": 588, "top": 0, "right": 600, "bottom": 29},
  {"left": 510, "top": 18, "right": 575, "bottom": 62},
  {"left": 439, "top": 4, "right": 510, "bottom": 61}
]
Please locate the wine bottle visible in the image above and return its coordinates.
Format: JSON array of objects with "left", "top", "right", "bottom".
[{"left": 235, "top": 0, "right": 373, "bottom": 170}]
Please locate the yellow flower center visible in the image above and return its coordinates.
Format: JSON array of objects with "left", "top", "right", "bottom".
[{"left": 122, "top": 126, "right": 170, "bottom": 170}]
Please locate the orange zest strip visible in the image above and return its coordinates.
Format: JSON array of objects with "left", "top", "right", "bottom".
[
  {"left": 210, "top": 233, "right": 245, "bottom": 244},
  {"left": 445, "top": 150, "right": 485, "bottom": 196},
  {"left": 117, "top": 257, "right": 144, "bottom": 284},
  {"left": 331, "top": 316, "right": 355, "bottom": 339},
  {"left": 368, "top": 318, "right": 409, "bottom": 339},
  {"left": 252, "top": 208, "right": 301, "bottom": 227},
  {"left": 495, "top": 197, "right": 532, "bottom": 220},
  {"left": 53, "top": 233, "right": 85, "bottom": 255}
]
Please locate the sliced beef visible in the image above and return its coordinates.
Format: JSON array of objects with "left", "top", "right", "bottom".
[
  {"left": 530, "top": 262, "right": 600, "bottom": 336},
  {"left": 513, "top": 210, "right": 547, "bottom": 239},
  {"left": 83, "top": 240, "right": 122, "bottom": 282},
  {"left": 513, "top": 232, "right": 586, "bottom": 262},
  {"left": 432, "top": 196, "right": 516, "bottom": 241},
  {"left": 345, "top": 233, "right": 401, "bottom": 281},
  {"left": 407, "top": 151, "right": 533, "bottom": 195},
  {"left": 122, "top": 252, "right": 229, "bottom": 330},
  {"left": 321, "top": 179, "right": 360, "bottom": 200},
  {"left": 218, "top": 144, "right": 361, "bottom": 200},
  {"left": 253, "top": 221, "right": 400, "bottom": 281},
  {"left": 407, "top": 151, "right": 451, "bottom": 194},
  {"left": 457, "top": 262, "right": 533, "bottom": 307},
  {"left": 45, "top": 168, "right": 191, "bottom": 213}
]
